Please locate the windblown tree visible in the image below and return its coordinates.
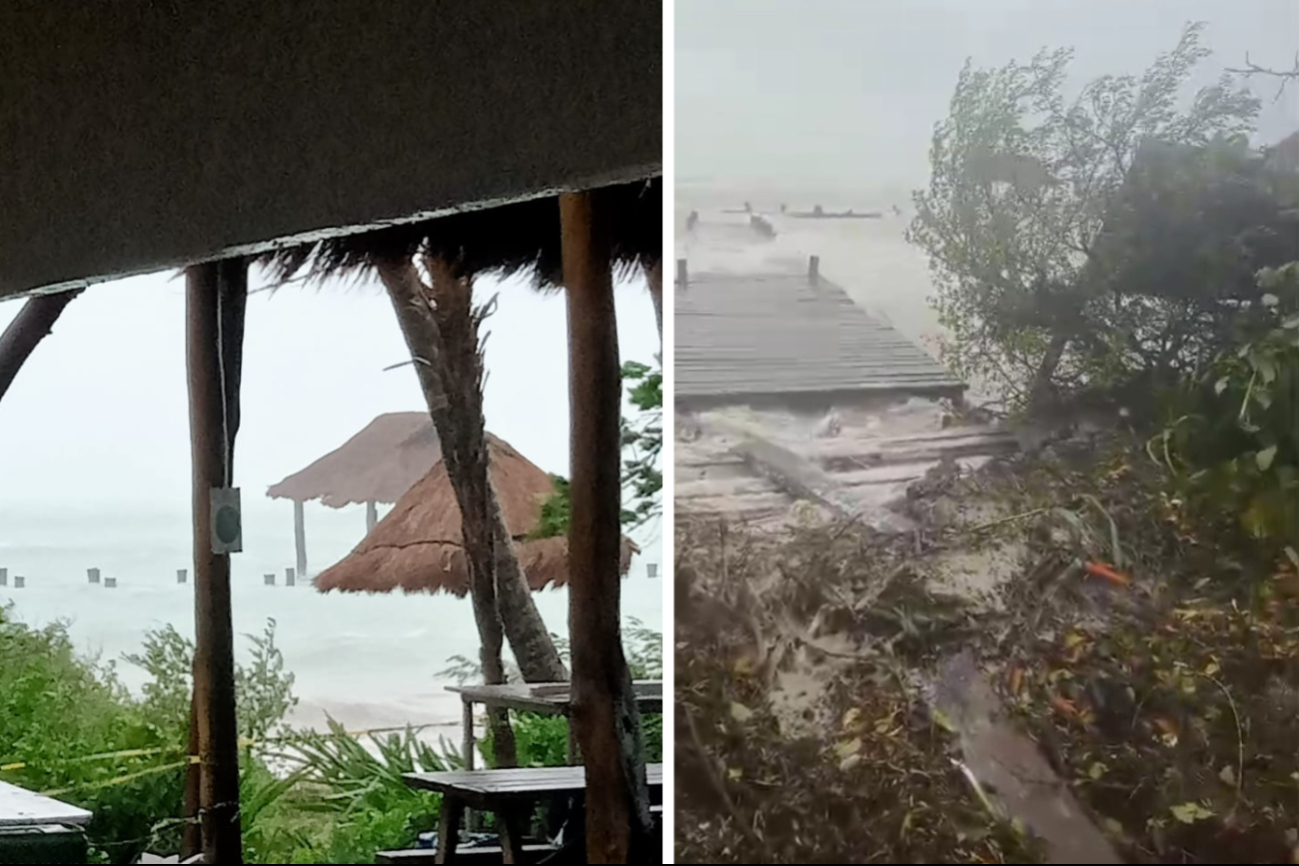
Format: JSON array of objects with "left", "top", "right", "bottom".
[{"left": 910, "top": 22, "right": 1262, "bottom": 408}]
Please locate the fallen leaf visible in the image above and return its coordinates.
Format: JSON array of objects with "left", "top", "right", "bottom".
[
  {"left": 1009, "top": 665, "right": 1025, "bottom": 696},
  {"left": 730, "top": 702, "right": 754, "bottom": 724},
  {"left": 1084, "top": 561, "right": 1130, "bottom": 587},
  {"left": 839, "top": 753, "right": 863, "bottom": 773},
  {"left": 932, "top": 710, "right": 957, "bottom": 733},
  {"left": 1219, "top": 765, "right": 1236, "bottom": 787},
  {"left": 1170, "top": 802, "right": 1215, "bottom": 824},
  {"left": 842, "top": 708, "right": 862, "bottom": 730},
  {"left": 1088, "top": 762, "right": 1107, "bottom": 780},
  {"left": 1258, "top": 445, "right": 1279, "bottom": 472},
  {"left": 834, "top": 738, "right": 863, "bottom": 761},
  {"left": 1050, "top": 695, "right": 1078, "bottom": 717}
]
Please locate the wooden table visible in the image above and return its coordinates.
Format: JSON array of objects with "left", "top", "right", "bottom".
[
  {"left": 406, "top": 764, "right": 663, "bottom": 864},
  {"left": 0, "top": 781, "right": 91, "bottom": 828},
  {"left": 449, "top": 680, "right": 662, "bottom": 768}
]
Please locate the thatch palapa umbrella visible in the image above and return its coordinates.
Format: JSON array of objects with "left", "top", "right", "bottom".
[
  {"left": 313, "top": 434, "right": 637, "bottom": 595},
  {"left": 266, "top": 412, "right": 443, "bottom": 577}
]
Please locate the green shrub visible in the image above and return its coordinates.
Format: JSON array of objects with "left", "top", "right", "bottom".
[
  {"left": 0, "top": 610, "right": 298, "bottom": 864},
  {"left": 1154, "top": 263, "right": 1299, "bottom": 550}
]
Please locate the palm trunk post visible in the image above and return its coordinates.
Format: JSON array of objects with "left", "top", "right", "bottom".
[{"left": 560, "top": 191, "right": 653, "bottom": 863}]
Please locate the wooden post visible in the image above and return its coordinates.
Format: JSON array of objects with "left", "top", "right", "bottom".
[
  {"left": 104, "top": 577, "right": 117, "bottom": 589},
  {"left": 808, "top": 254, "right": 820, "bottom": 283},
  {"left": 0, "top": 568, "right": 6, "bottom": 587},
  {"left": 462, "top": 700, "right": 476, "bottom": 771},
  {"left": 13, "top": 575, "right": 24, "bottom": 589},
  {"left": 675, "top": 258, "right": 687, "bottom": 286},
  {"left": 285, "top": 568, "right": 295, "bottom": 587},
  {"left": 0, "top": 289, "right": 82, "bottom": 402},
  {"left": 366, "top": 500, "right": 378, "bottom": 534},
  {"left": 185, "top": 258, "right": 246, "bottom": 864},
  {"left": 263, "top": 573, "right": 275, "bottom": 586},
  {"left": 294, "top": 500, "right": 307, "bottom": 578},
  {"left": 88, "top": 567, "right": 100, "bottom": 584},
  {"left": 560, "top": 190, "right": 653, "bottom": 863},
  {"left": 178, "top": 569, "right": 188, "bottom": 585},
  {"left": 646, "top": 260, "right": 663, "bottom": 343}
]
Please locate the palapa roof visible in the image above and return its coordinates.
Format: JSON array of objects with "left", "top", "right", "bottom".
[
  {"left": 257, "top": 176, "right": 662, "bottom": 290},
  {"left": 267, "top": 412, "right": 440, "bottom": 508},
  {"left": 675, "top": 268, "right": 964, "bottom": 404},
  {"left": 313, "top": 435, "right": 637, "bottom": 596}
]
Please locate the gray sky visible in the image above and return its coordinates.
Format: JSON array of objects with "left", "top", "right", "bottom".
[
  {"left": 678, "top": 0, "right": 1299, "bottom": 198},
  {"left": 0, "top": 269, "right": 659, "bottom": 513}
]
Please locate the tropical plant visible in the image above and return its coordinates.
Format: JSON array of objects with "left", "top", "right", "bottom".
[
  {"left": 910, "top": 22, "right": 1264, "bottom": 407},
  {"left": 0, "top": 611, "right": 299, "bottom": 864},
  {"left": 1152, "top": 263, "right": 1299, "bottom": 547}
]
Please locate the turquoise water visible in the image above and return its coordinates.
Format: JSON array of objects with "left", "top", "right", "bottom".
[{"left": 0, "top": 500, "right": 662, "bottom": 737}]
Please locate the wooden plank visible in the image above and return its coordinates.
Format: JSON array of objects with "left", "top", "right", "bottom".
[
  {"left": 808, "top": 431, "right": 1017, "bottom": 461},
  {"left": 449, "top": 681, "right": 663, "bottom": 716},
  {"left": 0, "top": 781, "right": 92, "bottom": 827},
  {"left": 674, "top": 477, "right": 779, "bottom": 500},
  {"left": 720, "top": 427, "right": 858, "bottom": 517},
  {"left": 406, "top": 764, "right": 665, "bottom": 800},
  {"left": 675, "top": 492, "right": 792, "bottom": 516}
]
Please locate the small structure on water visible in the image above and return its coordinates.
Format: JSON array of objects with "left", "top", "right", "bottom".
[
  {"left": 267, "top": 412, "right": 443, "bottom": 578},
  {"left": 788, "top": 204, "right": 882, "bottom": 219},
  {"left": 314, "top": 435, "right": 637, "bottom": 595}
]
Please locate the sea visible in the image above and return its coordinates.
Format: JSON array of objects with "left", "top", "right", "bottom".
[{"left": 0, "top": 498, "right": 663, "bottom": 741}]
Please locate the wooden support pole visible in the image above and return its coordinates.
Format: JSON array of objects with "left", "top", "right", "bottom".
[
  {"left": 645, "top": 260, "right": 663, "bottom": 344},
  {"left": 560, "top": 190, "right": 653, "bottom": 864},
  {"left": 366, "top": 500, "right": 378, "bottom": 534},
  {"left": 294, "top": 500, "right": 307, "bottom": 578},
  {"left": 185, "top": 258, "right": 246, "bottom": 864},
  {"left": 0, "top": 289, "right": 82, "bottom": 403}
]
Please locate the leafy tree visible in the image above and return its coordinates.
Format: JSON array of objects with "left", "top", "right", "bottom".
[
  {"left": 910, "top": 22, "right": 1261, "bottom": 407},
  {"left": 533, "top": 356, "right": 663, "bottom": 536}
]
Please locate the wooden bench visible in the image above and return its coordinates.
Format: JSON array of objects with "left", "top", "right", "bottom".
[{"left": 405, "top": 764, "right": 663, "bottom": 864}]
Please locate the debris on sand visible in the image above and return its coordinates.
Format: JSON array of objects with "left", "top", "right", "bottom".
[{"left": 676, "top": 430, "right": 1299, "bottom": 864}]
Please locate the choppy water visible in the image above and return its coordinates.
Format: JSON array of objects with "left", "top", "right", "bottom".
[{"left": 0, "top": 500, "right": 662, "bottom": 737}]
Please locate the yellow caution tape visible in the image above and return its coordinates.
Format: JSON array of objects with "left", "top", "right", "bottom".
[{"left": 2, "top": 720, "right": 447, "bottom": 778}]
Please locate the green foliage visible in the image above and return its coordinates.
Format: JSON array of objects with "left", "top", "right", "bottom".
[
  {"left": 910, "top": 22, "right": 1266, "bottom": 406},
  {"left": 620, "top": 359, "right": 664, "bottom": 528},
  {"left": 530, "top": 475, "right": 572, "bottom": 540},
  {"left": 532, "top": 356, "right": 664, "bottom": 536},
  {"left": 1152, "top": 264, "right": 1299, "bottom": 547},
  {"left": 245, "top": 720, "right": 453, "bottom": 864},
  {"left": 0, "top": 612, "right": 298, "bottom": 864}
]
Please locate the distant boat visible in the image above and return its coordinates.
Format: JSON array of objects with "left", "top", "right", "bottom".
[{"left": 788, "top": 204, "right": 882, "bottom": 219}]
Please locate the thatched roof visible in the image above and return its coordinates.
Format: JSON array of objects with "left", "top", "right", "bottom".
[
  {"left": 313, "top": 435, "right": 637, "bottom": 596},
  {"left": 257, "top": 176, "right": 661, "bottom": 290},
  {"left": 267, "top": 412, "right": 440, "bottom": 507}
]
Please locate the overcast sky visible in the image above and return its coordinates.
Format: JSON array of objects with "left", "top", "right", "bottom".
[
  {"left": 0, "top": 269, "right": 659, "bottom": 513},
  {"left": 678, "top": 0, "right": 1299, "bottom": 197}
]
